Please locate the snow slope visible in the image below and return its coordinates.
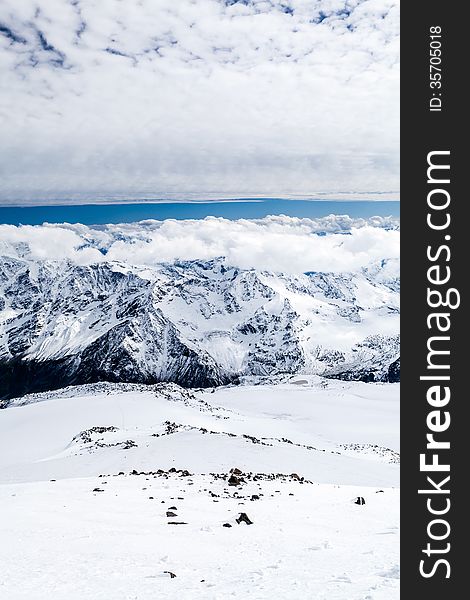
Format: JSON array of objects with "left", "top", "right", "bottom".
[{"left": 0, "top": 379, "right": 399, "bottom": 599}]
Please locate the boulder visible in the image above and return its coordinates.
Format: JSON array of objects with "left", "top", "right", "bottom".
[{"left": 236, "top": 512, "right": 253, "bottom": 525}]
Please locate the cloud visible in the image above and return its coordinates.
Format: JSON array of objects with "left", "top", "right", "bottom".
[
  {"left": 0, "top": 0, "right": 399, "bottom": 204},
  {"left": 0, "top": 215, "right": 399, "bottom": 273}
]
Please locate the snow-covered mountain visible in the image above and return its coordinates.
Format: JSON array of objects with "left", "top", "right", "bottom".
[{"left": 0, "top": 254, "right": 399, "bottom": 400}]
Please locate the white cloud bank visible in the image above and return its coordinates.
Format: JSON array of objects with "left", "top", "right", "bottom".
[
  {"left": 0, "top": 215, "right": 399, "bottom": 274},
  {"left": 0, "top": 0, "right": 399, "bottom": 204}
]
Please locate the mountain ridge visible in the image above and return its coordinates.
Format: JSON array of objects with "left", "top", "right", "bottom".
[{"left": 0, "top": 256, "right": 399, "bottom": 400}]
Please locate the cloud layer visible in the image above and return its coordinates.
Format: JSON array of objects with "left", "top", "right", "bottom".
[
  {"left": 0, "top": 0, "right": 399, "bottom": 204},
  {"left": 0, "top": 215, "right": 399, "bottom": 274}
]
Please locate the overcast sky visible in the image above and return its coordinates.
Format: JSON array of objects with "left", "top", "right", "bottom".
[{"left": 0, "top": 0, "right": 399, "bottom": 205}]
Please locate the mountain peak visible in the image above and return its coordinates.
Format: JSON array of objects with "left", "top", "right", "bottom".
[{"left": 0, "top": 256, "right": 399, "bottom": 400}]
